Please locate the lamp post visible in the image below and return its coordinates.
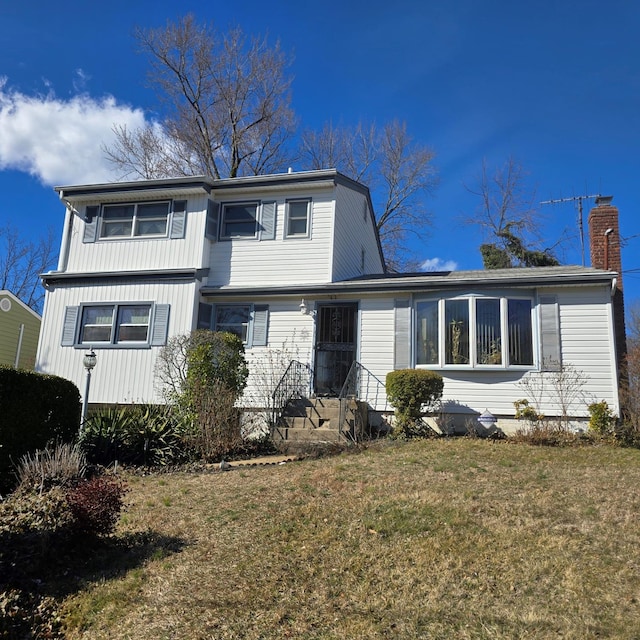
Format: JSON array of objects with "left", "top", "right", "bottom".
[{"left": 81, "top": 348, "right": 97, "bottom": 428}]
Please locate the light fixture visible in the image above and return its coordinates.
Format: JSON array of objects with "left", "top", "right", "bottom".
[
  {"left": 81, "top": 348, "right": 97, "bottom": 429},
  {"left": 300, "top": 298, "right": 308, "bottom": 315}
]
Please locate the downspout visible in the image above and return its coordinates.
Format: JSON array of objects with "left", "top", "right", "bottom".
[
  {"left": 57, "top": 195, "right": 75, "bottom": 272},
  {"left": 14, "top": 323, "right": 24, "bottom": 368}
]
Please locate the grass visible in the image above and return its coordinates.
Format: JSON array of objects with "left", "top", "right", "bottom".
[{"left": 58, "top": 439, "right": 640, "bottom": 639}]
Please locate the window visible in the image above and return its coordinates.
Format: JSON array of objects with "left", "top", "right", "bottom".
[
  {"left": 221, "top": 203, "right": 259, "bottom": 238},
  {"left": 285, "top": 200, "right": 310, "bottom": 237},
  {"left": 214, "top": 305, "right": 251, "bottom": 342},
  {"left": 62, "top": 303, "right": 170, "bottom": 348},
  {"left": 79, "top": 304, "right": 151, "bottom": 344},
  {"left": 415, "top": 297, "right": 533, "bottom": 368},
  {"left": 99, "top": 202, "right": 170, "bottom": 239},
  {"left": 198, "top": 302, "right": 269, "bottom": 347}
]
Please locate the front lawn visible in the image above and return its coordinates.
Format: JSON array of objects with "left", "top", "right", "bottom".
[{"left": 57, "top": 439, "right": 640, "bottom": 638}]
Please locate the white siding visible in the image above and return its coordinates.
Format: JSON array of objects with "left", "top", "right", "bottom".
[
  {"left": 36, "top": 280, "right": 198, "bottom": 404},
  {"left": 356, "top": 285, "right": 619, "bottom": 419},
  {"left": 207, "top": 190, "right": 336, "bottom": 287},
  {"left": 65, "top": 194, "right": 210, "bottom": 273},
  {"left": 332, "top": 184, "right": 384, "bottom": 281}
]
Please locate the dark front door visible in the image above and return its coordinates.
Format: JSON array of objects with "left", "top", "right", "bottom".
[{"left": 314, "top": 303, "right": 358, "bottom": 395}]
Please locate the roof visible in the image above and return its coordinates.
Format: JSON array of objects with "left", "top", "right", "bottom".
[
  {"left": 0, "top": 290, "right": 42, "bottom": 320},
  {"left": 54, "top": 169, "right": 368, "bottom": 201},
  {"left": 199, "top": 265, "right": 617, "bottom": 298}
]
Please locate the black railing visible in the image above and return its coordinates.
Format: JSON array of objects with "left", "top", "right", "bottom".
[
  {"left": 271, "top": 360, "right": 313, "bottom": 429},
  {"left": 339, "top": 361, "right": 388, "bottom": 411}
]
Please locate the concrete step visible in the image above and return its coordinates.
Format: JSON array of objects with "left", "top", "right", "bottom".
[{"left": 274, "top": 427, "right": 344, "bottom": 443}]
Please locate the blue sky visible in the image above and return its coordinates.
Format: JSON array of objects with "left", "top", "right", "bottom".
[{"left": 1, "top": 1, "right": 639, "bottom": 305}]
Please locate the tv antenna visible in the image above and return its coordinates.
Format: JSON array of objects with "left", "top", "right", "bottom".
[{"left": 540, "top": 194, "right": 601, "bottom": 266}]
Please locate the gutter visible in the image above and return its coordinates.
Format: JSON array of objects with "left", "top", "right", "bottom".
[{"left": 42, "top": 268, "right": 209, "bottom": 287}]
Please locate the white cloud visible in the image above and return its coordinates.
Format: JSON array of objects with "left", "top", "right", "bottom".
[
  {"left": 420, "top": 257, "right": 458, "bottom": 272},
  {"left": 0, "top": 79, "right": 150, "bottom": 186}
]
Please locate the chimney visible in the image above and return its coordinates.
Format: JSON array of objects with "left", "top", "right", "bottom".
[{"left": 588, "top": 196, "right": 627, "bottom": 383}]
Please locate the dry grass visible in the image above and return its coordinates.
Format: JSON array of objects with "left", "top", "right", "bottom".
[{"left": 60, "top": 439, "right": 640, "bottom": 639}]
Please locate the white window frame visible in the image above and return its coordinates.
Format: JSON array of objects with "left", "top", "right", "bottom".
[
  {"left": 99, "top": 201, "right": 171, "bottom": 240},
  {"left": 78, "top": 303, "right": 152, "bottom": 347},
  {"left": 213, "top": 304, "right": 252, "bottom": 343},
  {"left": 415, "top": 295, "right": 535, "bottom": 370},
  {"left": 220, "top": 202, "right": 260, "bottom": 239},
  {"left": 284, "top": 199, "right": 311, "bottom": 238}
]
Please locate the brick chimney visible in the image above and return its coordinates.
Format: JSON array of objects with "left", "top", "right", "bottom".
[{"left": 588, "top": 196, "right": 627, "bottom": 381}]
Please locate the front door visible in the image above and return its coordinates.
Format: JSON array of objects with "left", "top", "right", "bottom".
[{"left": 314, "top": 303, "right": 358, "bottom": 395}]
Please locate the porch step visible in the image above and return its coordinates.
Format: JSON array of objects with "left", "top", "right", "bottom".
[
  {"left": 273, "top": 397, "right": 367, "bottom": 445},
  {"left": 274, "top": 426, "right": 344, "bottom": 443}
]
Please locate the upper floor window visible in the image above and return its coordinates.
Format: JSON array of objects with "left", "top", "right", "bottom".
[
  {"left": 285, "top": 200, "right": 310, "bottom": 237},
  {"left": 99, "top": 202, "right": 170, "bottom": 239},
  {"left": 220, "top": 202, "right": 260, "bottom": 238},
  {"left": 416, "top": 296, "right": 533, "bottom": 368}
]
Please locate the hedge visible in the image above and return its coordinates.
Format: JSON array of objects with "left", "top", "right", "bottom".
[{"left": 0, "top": 367, "right": 80, "bottom": 492}]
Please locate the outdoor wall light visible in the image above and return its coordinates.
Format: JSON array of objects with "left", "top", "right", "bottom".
[{"left": 300, "top": 298, "right": 308, "bottom": 315}]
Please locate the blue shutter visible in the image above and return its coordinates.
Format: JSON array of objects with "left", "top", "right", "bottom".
[
  {"left": 539, "top": 295, "right": 561, "bottom": 371},
  {"left": 205, "top": 200, "right": 219, "bottom": 241},
  {"left": 197, "top": 303, "right": 213, "bottom": 330},
  {"left": 170, "top": 200, "right": 187, "bottom": 239},
  {"left": 260, "top": 201, "right": 276, "bottom": 240},
  {"left": 394, "top": 299, "right": 411, "bottom": 369},
  {"left": 150, "top": 304, "right": 170, "bottom": 346},
  {"left": 61, "top": 306, "right": 79, "bottom": 346},
  {"left": 83, "top": 206, "right": 99, "bottom": 243},
  {"left": 251, "top": 305, "right": 269, "bottom": 346}
]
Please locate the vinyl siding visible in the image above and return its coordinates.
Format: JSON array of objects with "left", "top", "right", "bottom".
[
  {"left": 36, "top": 280, "right": 198, "bottom": 404},
  {"left": 0, "top": 294, "right": 41, "bottom": 369},
  {"left": 332, "top": 184, "right": 384, "bottom": 281},
  {"left": 207, "top": 190, "right": 335, "bottom": 287},
  {"left": 65, "top": 193, "right": 210, "bottom": 273}
]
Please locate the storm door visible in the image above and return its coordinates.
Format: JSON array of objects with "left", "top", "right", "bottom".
[{"left": 313, "top": 303, "right": 358, "bottom": 395}]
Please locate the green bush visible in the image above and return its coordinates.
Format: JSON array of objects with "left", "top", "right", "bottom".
[
  {"left": 0, "top": 367, "right": 80, "bottom": 493},
  {"left": 81, "top": 404, "right": 188, "bottom": 467},
  {"left": 386, "top": 369, "right": 444, "bottom": 438},
  {"left": 588, "top": 400, "right": 616, "bottom": 437}
]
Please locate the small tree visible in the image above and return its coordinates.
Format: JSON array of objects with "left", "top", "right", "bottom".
[
  {"left": 156, "top": 330, "right": 248, "bottom": 460},
  {"left": 386, "top": 369, "right": 444, "bottom": 438}
]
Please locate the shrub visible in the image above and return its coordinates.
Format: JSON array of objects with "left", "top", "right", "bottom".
[
  {"left": 81, "top": 404, "right": 189, "bottom": 467},
  {"left": 0, "top": 367, "right": 80, "bottom": 493},
  {"left": 386, "top": 369, "right": 444, "bottom": 438},
  {"left": 588, "top": 401, "right": 616, "bottom": 437},
  {"left": 15, "top": 442, "right": 86, "bottom": 493},
  {"left": 66, "top": 475, "right": 127, "bottom": 537}
]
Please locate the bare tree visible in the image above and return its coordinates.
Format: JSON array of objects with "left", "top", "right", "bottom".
[
  {"left": 104, "top": 15, "right": 296, "bottom": 180},
  {"left": 300, "top": 120, "right": 437, "bottom": 270},
  {"left": 0, "top": 224, "right": 57, "bottom": 312},
  {"left": 464, "top": 157, "right": 560, "bottom": 269}
]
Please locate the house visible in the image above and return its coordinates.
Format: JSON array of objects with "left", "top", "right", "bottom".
[
  {"left": 0, "top": 290, "right": 41, "bottom": 369},
  {"left": 36, "top": 170, "right": 624, "bottom": 435}
]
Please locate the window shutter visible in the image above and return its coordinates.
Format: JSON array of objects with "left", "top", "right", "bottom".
[
  {"left": 205, "top": 200, "right": 219, "bottom": 241},
  {"left": 251, "top": 305, "right": 269, "bottom": 347},
  {"left": 83, "top": 206, "right": 99, "bottom": 243},
  {"left": 170, "top": 200, "right": 187, "bottom": 239},
  {"left": 260, "top": 201, "right": 276, "bottom": 240},
  {"left": 394, "top": 299, "right": 411, "bottom": 369},
  {"left": 197, "top": 303, "right": 213, "bottom": 330},
  {"left": 539, "top": 295, "right": 561, "bottom": 371},
  {"left": 150, "top": 304, "right": 170, "bottom": 346},
  {"left": 61, "top": 306, "right": 79, "bottom": 346}
]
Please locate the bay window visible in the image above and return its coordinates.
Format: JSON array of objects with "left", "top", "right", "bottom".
[{"left": 416, "top": 296, "right": 533, "bottom": 368}]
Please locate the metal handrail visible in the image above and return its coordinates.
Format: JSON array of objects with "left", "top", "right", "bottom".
[
  {"left": 271, "top": 360, "right": 313, "bottom": 428},
  {"left": 339, "top": 360, "right": 388, "bottom": 411}
]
